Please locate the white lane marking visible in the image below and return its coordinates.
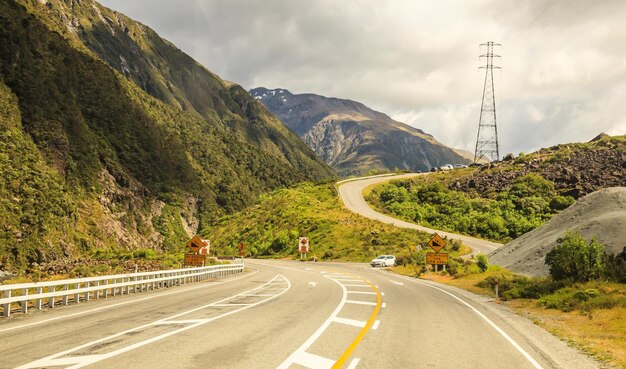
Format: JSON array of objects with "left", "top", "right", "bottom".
[
  {"left": 17, "top": 274, "right": 291, "bottom": 369},
  {"left": 391, "top": 280, "right": 404, "bottom": 285},
  {"left": 320, "top": 271, "right": 328, "bottom": 274},
  {"left": 333, "top": 317, "right": 366, "bottom": 328},
  {"left": 305, "top": 268, "right": 313, "bottom": 270},
  {"left": 0, "top": 267, "right": 261, "bottom": 334},
  {"left": 414, "top": 280, "right": 545, "bottom": 369},
  {"left": 346, "top": 291, "right": 376, "bottom": 295},
  {"left": 381, "top": 292, "right": 385, "bottom": 296},
  {"left": 372, "top": 320, "right": 381, "bottom": 330},
  {"left": 342, "top": 284, "right": 369, "bottom": 287},
  {"left": 346, "top": 300, "right": 376, "bottom": 306},
  {"left": 292, "top": 351, "right": 335, "bottom": 369},
  {"left": 156, "top": 319, "right": 208, "bottom": 325},
  {"left": 382, "top": 302, "right": 387, "bottom": 308},
  {"left": 308, "top": 282, "right": 318, "bottom": 287},
  {"left": 333, "top": 279, "right": 362, "bottom": 282},
  {"left": 277, "top": 275, "right": 349, "bottom": 369},
  {"left": 347, "top": 357, "right": 361, "bottom": 369}
]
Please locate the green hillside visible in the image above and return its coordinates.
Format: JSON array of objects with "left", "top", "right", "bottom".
[
  {"left": 207, "top": 182, "right": 443, "bottom": 262},
  {"left": 0, "top": 0, "right": 332, "bottom": 272},
  {"left": 367, "top": 135, "right": 626, "bottom": 242}
]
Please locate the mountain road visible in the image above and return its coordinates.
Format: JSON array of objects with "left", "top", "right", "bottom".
[
  {"left": 337, "top": 173, "right": 502, "bottom": 255},
  {"left": 0, "top": 260, "right": 599, "bottom": 369}
]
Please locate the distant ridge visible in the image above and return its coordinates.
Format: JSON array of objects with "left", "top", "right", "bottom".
[{"left": 251, "top": 87, "right": 469, "bottom": 176}]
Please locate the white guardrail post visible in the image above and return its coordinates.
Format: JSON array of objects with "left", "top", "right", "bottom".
[{"left": 0, "top": 262, "right": 244, "bottom": 318}]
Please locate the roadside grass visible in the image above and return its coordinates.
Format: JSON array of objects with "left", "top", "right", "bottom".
[
  {"left": 207, "top": 182, "right": 440, "bottom": 262},
  {"left": 390, "top": 265, "right": 626, "bottom": 368}
]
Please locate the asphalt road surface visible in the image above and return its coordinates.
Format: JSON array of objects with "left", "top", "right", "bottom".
[
  {"left": 337, "top": 173, "right": 503, "bottom": 255},
  {"left": 0, "top": 260, "right": 598, "bottom": 369}
]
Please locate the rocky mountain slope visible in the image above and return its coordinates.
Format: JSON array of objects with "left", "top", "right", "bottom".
[
  {"left": 250, "top": 87, "right": 469, "bottom": 176},
  {"left": 450, "top": 134, "right": 626, "bottom": 199},
  {"left": 0, "top": 0, "right": 332, "bottom": 271},
  {"left": 490, "top": 187, "right": 626, "bottom": 276}
]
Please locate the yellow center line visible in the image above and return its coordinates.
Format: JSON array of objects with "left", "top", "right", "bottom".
[{"left": 332, "top": 277, "right": 382, "bottom": 369}]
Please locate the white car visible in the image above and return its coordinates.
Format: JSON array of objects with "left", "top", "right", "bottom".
[
  {"left": 454, "top": 164, "right": 468, "bottom": 169},
  {"left": 440, "top": 164, "right": 453, "bottom": 171},
  {"left": 371, "top": 255, "right": 396, "bottom": 267}
]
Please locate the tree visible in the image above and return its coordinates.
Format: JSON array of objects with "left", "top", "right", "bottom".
[{"left": 545, "top": 231, "right": 605, "bottom": 282}]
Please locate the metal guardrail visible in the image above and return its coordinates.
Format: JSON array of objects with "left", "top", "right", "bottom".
[{"left": 0, "top": 263, "right": 244, "bottom": 317}]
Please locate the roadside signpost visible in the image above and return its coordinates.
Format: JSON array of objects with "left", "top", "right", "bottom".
[
  {"left": 426, "top": 233, "right": 448, "bottom": 272},
  {"left": 183, "top": 253, "right": 206, "bottom": 267},
  {"left": 428, "top": 233, "right": 446, "bottom": 253},
  {"left": 299, "top": 237, "right": 309, "bottom": 259},
  {"left": 237, "top": 242, "right": 246, "bottom": 257},
  {"left": 426, "top": 252, "right": 448, "bottom": 264},
  {"left": 184, "top": 235, "right": 209, "bottom": 267}
]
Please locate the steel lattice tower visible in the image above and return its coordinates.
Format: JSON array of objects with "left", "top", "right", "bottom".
[{"left": 474, "top": 41, "right": 501, "bottom": 163}]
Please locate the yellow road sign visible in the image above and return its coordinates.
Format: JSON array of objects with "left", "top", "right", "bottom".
[
  {"left": 184, "top": 253, "right": 206, "bottom": 267},
  {"left": 428, "top": 233, "right": 447, "bottom": 253},
  {"left": 426, "top": 253, "right": 448, "bottom": 265},
  {"left": 186, "top": 235, "right": 204, "bottom": 253}
]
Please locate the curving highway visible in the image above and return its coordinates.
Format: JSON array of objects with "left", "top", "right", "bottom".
[
  {"left": 337, "top": 173, "right": 502, "bottom": 255},
  {"left": 0, "top": 260, "right": 598, "bottom": 369},
  {"left": 0, "top": 174, "right": 600, "bottom": 369}
]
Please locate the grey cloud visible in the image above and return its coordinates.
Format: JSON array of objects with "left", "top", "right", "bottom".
[{"left": 98, "top": 0, "right": 626, "bottom": 155}]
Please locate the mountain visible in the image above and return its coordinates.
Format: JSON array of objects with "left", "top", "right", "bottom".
[
  {"left": 0, "top": 0, "right": 332, "bottom": 271},
  {"left": 250, "top": 88, "right": 469, "bottom": 176}
]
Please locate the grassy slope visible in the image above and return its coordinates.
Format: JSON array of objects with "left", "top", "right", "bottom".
[{"left": 206, "top": 182, "right": 467, "bottom": 262}]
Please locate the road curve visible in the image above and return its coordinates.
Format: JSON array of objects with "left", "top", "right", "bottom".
[
  {"left": 337, "top": 173, "right": 502, "bottom": 254},
  {"left": 0, "top": 260, "right": 599, "bottom": 369}
]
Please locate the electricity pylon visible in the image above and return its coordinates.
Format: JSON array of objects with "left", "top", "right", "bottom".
[{"left": 474, "top": 41, "right": 501, "bottom": 163}]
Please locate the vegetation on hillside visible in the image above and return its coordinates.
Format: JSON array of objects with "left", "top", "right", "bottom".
[
  {"left": 0, "top": 1, "right": 333, "bottom": 272},
  {"left": 206, "top": 182, "right": 469, "bottom": 262},
  {"left": 367, "top": 173, "right": 573, "bottom": 242}
]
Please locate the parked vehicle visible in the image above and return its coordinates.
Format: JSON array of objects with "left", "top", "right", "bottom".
[
  {"left": 439, "top": 164, "right": 453, "bottom": 171},
  {"left": 454, "top": 164, "right": 468, "bottom": 169},
  {"left": 370, "top": 255, "right": 396, "bottom": 267}
]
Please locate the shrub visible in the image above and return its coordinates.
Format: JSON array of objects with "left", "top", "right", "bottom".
[
  {"left": 446, "top": 258, "right": 461, "bottom": 277},
  {"left": 545, "top": 231, "right": 605, "bottom": 282},
  {"left": 604, "top": 247, "right": 626, "bottom": 282},
  {"left": 476, "top": 254, "right": 489, "bottom": 272}
]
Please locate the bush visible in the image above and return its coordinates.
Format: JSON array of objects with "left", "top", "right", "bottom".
[
  {"left": 476, "top": 254, "right": 489, "bottom": 272},
  {"left": 545, "top": 231, "right": 605, "bottom": 282},
  {"left": 446, "top": 258, "right": 461, "bottom": 277},
  {"left": 604, "top": 247, "right": 626, "bottom": 282}
]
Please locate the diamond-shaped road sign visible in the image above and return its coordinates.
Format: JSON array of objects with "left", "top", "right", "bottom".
[{"left": 428, "top": 234, "right": 447, "bottom": 253}]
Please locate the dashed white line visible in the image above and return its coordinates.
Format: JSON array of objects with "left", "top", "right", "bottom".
[
  {"left": 347, "top": 358, "right": 361, "bottom": 369},
  {"left": 372, "top": 320, "right": 381, "bottom": 330},
  {"left": 346, "top": 300, "right": 376, "bottom": 306},
  {"left": 334, "top": 317, "right": 366, "bottom": 328},
  {"left": 292, "top": 351, "right": 335, "bottom": 369}
]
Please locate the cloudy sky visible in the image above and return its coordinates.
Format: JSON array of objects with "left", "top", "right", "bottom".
[{"left": 99, "top": 0, "right": 626, "bottom": 155}]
